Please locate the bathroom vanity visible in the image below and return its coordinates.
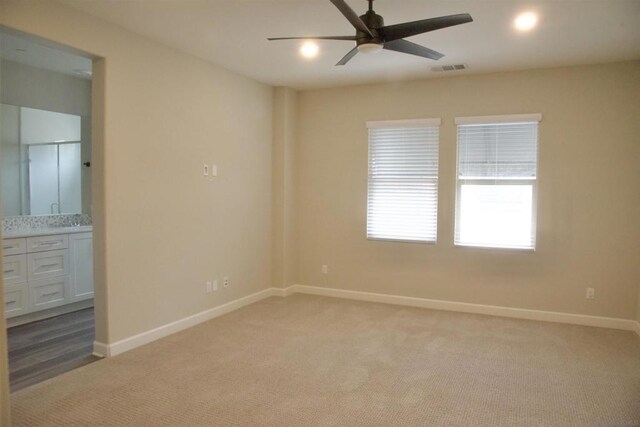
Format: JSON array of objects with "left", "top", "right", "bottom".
[{"left": 3, "top": 226, "right": 93, "bottom": 319}]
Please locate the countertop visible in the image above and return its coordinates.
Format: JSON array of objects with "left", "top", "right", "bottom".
[{"left": 2, "top": 225, "right": 93, "bottom": 239}]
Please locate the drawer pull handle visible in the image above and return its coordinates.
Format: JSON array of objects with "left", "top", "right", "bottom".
[
  {"left": 37, "top": 241, "right": 59, "bottom": 246},
  {"left": 3, "top": 269, "right": 14, "bottom": 274},
  {"left": 5, "top": 300, "right": 16, "bottom": 306},
  {"left": 42, "top": 291, "right": 60, "bottom": 298},
  {"left": 40, "top": 263, "right": 59, "bottom": 268}
]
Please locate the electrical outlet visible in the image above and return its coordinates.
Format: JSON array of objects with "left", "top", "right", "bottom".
[
  {"left": 205, "top": 281, "right": 212, "bottom": 293},
  {"left": 223, "top": 276, "right": 229, "bottom": 287},
  {"left": 213, "top": 280, "right": 218, "bottom": 291},
  {"left": 586, "top": 287, "right": 595, "bottom": 300},
  {"left": 322, "top": 265, "right": 329, "bottom": 274}
]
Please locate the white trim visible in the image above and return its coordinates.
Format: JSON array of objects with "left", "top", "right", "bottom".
[
  {"left": 366, "top": 118, "right": 441, "bottom": 128},
  {"left": 92, "top": 341, "right": 109, "bottom": 358},
  {"left": 288, "top": 284, "right": 638, "bottom": 332},
  {"left": 455, "top": 113, "right": 542, "bottom": 125},
  {"left": 91, "top": 285, "right": 640, "bottom": 358},
  {"left": 92, "top": 287, "right": 280, "bottom": 357}
]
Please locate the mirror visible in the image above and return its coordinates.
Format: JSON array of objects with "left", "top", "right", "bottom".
[
  {"left": 1, "top": 29, "right": 92, "bottom": 219},
  {"left": 1, "top": 104, "right": 91, "bottom": 216}
]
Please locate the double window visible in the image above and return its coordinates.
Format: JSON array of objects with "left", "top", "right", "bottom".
[
  {"left": 366, "top": 119, "right": 440, "bottom": 243},
  {"left": 366, "top": 114, "right": 540, "bottom": 249}
]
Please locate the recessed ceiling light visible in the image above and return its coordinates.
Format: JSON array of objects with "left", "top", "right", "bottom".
[
  {"left": 299, "top": 41, "right": 319, "bottom": 59},
  {"left": 514, "top": 12, "right": 538, "bottom": 32}
]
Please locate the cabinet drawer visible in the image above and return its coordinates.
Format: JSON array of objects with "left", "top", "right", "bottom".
[
  {"left": 27, "top": 249, "right": 69, "bottom": 281},
  {"left": 3, "top": 254, "right": 27, "bottom": 285},
  {"left": 4, "top": 283, "right": 29, "bottom": 318},
  {"left": 26, "top": 234, "right": 68, "bottom": 253},
  {"left": 3, "top": 238, "right": 26, "bottom": 256},
  {"left": 30, "top": 276, "right": 69, "bottom": 311}
]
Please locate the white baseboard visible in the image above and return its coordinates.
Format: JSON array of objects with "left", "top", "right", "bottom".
[
  {"left": 286, "top": 284, "right": 640, "bottom": 333},
  {"left": 92, "top": 341, "right": 110, "bottom": 358},
  {"left": 93, "top": 284, "right": 640, "bottom": 358},
  {"left": 93, "top": 287, "right": 281, "bottom": 357}
]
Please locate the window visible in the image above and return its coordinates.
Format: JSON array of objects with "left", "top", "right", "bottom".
[
  {"left": 367, "top": 119, "right": 440, "bottom": 243},
  {"left": 454, "top": 114, "right": 541, "bottom": 249}
]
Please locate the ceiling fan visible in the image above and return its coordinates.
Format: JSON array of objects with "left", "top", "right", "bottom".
[{"left": 268, "top": 0, "right": 473, "bottom": 66}]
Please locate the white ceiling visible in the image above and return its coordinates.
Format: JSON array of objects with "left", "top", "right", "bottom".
[{"left": 51, "top": 0, "right": 640, "bottom": 89}]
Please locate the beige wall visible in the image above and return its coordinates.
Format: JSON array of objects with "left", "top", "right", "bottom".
[
  {"left": 296, "top": 62, "right": 640, "bottom": 320},
  {"left": 0, "top": 0, "right": 274, "bottom": 345}
]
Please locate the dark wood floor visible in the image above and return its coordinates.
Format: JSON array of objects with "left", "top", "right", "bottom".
[{"left": 7, "top": 308, "right": 100, "bottom": 392}]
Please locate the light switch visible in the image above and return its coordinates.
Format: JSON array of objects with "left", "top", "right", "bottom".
[
  {"left": 203, "top": 164, "right": 209, "bottom": 176},
  {"left": 211, "top": 164, "right": 218, "bottom": 177}
]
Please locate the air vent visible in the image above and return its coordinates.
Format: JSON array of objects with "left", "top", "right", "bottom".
[{"left": 431, "top": 64, "right": 468, "bottom": 72}]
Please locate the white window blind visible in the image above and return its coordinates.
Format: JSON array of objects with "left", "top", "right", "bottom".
[
  {"left": 455, "top": 115, "right": 540, "bottom": 249},
  {"left": 367, "top": 119, "right": 440, "bottom": 243}
]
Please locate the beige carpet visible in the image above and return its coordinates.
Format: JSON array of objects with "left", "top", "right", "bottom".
[{"left": 10, "top": 294, "right": 640, "bottom": 426}]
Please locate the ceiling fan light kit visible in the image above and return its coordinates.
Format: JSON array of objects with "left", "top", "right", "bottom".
[
  {"left": 357, "top": 43, "right": 383, "bottom": 54},
  {"left": 268, "top": 0, "right": 473, "bottom": 66}
]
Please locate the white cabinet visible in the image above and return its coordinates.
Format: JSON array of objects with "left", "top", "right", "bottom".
[
  {"left": 2, "top": 231, "right": 93, "bottom": 319},
  {"left": 2, "top": 238, "right": 26, "bottom": 256},
  {"left": 30, "top": 276, "right": 70, "bottom": 312},
  {"left": 3, "top": 254, "right": 27, "bottom": 285},
  {"left": 26, "top": 234, "right": 68, "bottom": 253},
  {"left": 3, "top": 283, "right": 28, "bottom": 317},
  {"left": 27, "top": 249, "right": 69, "bottom": 281},
  {"left": 69, "top": 232, "right": 94, "bottom": 302}
]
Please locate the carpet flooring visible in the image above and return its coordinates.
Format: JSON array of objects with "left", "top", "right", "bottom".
[{"left": 9, "top": 294, "right": 640, "bottom": 426}]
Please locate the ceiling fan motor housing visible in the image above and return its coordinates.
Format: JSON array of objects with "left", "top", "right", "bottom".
[{"left": 357, "top": 10, "right": 384, "bottom": 45}]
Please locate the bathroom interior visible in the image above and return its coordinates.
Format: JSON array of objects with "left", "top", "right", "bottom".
[{"left": 0, "top": 29, "right": 97, "bottom": 391}]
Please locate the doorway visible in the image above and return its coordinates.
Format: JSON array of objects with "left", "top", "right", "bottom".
[{"left": 0, "top": 28, "right": 106, "bottom": 392}]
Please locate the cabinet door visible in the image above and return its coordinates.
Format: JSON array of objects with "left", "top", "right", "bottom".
[
  {"left": 2, "top": 238, "right": 26, "bottom": 256},
  {"left": 27, "top": 234, "right": 68, "bottom": 253},
  {"left": 3, "top": 254, "right": 27, "bottom": 285},
  {"left": 27, "top": 249, "right": 69, "bottom": 281},
  {"left": 69, "top": 232, "right": 93, "bottom": 302},
  {"left": 30, "top": 276, "right": 69, "bottom": 312},
  {"left": 4, "top": 283, "right": 29, "bottom": 318}
]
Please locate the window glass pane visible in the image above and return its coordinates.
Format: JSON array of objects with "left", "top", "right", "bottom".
[{"left": 458, "top": 184, "right": 533, "bottom": 248}]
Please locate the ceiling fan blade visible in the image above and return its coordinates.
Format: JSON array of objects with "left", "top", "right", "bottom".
[
  {"left": 268, "top": 36, "right": 357, "bottom": 41},
  {"left": 380, "top": 13, "right": 473, "bottom": 42},
  {"left": 336, "top": 47, "right": 359, "bottom": 66},
  {"left": 383, "top": 39, "right": 444, "bottom": 60},
  {"left": 329, "top": 0, "right": 374, "bottom": 38}
]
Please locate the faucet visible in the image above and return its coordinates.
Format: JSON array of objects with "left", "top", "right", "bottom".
[{"left": 50, "top": 202, "right": 60, "bottom": 214}]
